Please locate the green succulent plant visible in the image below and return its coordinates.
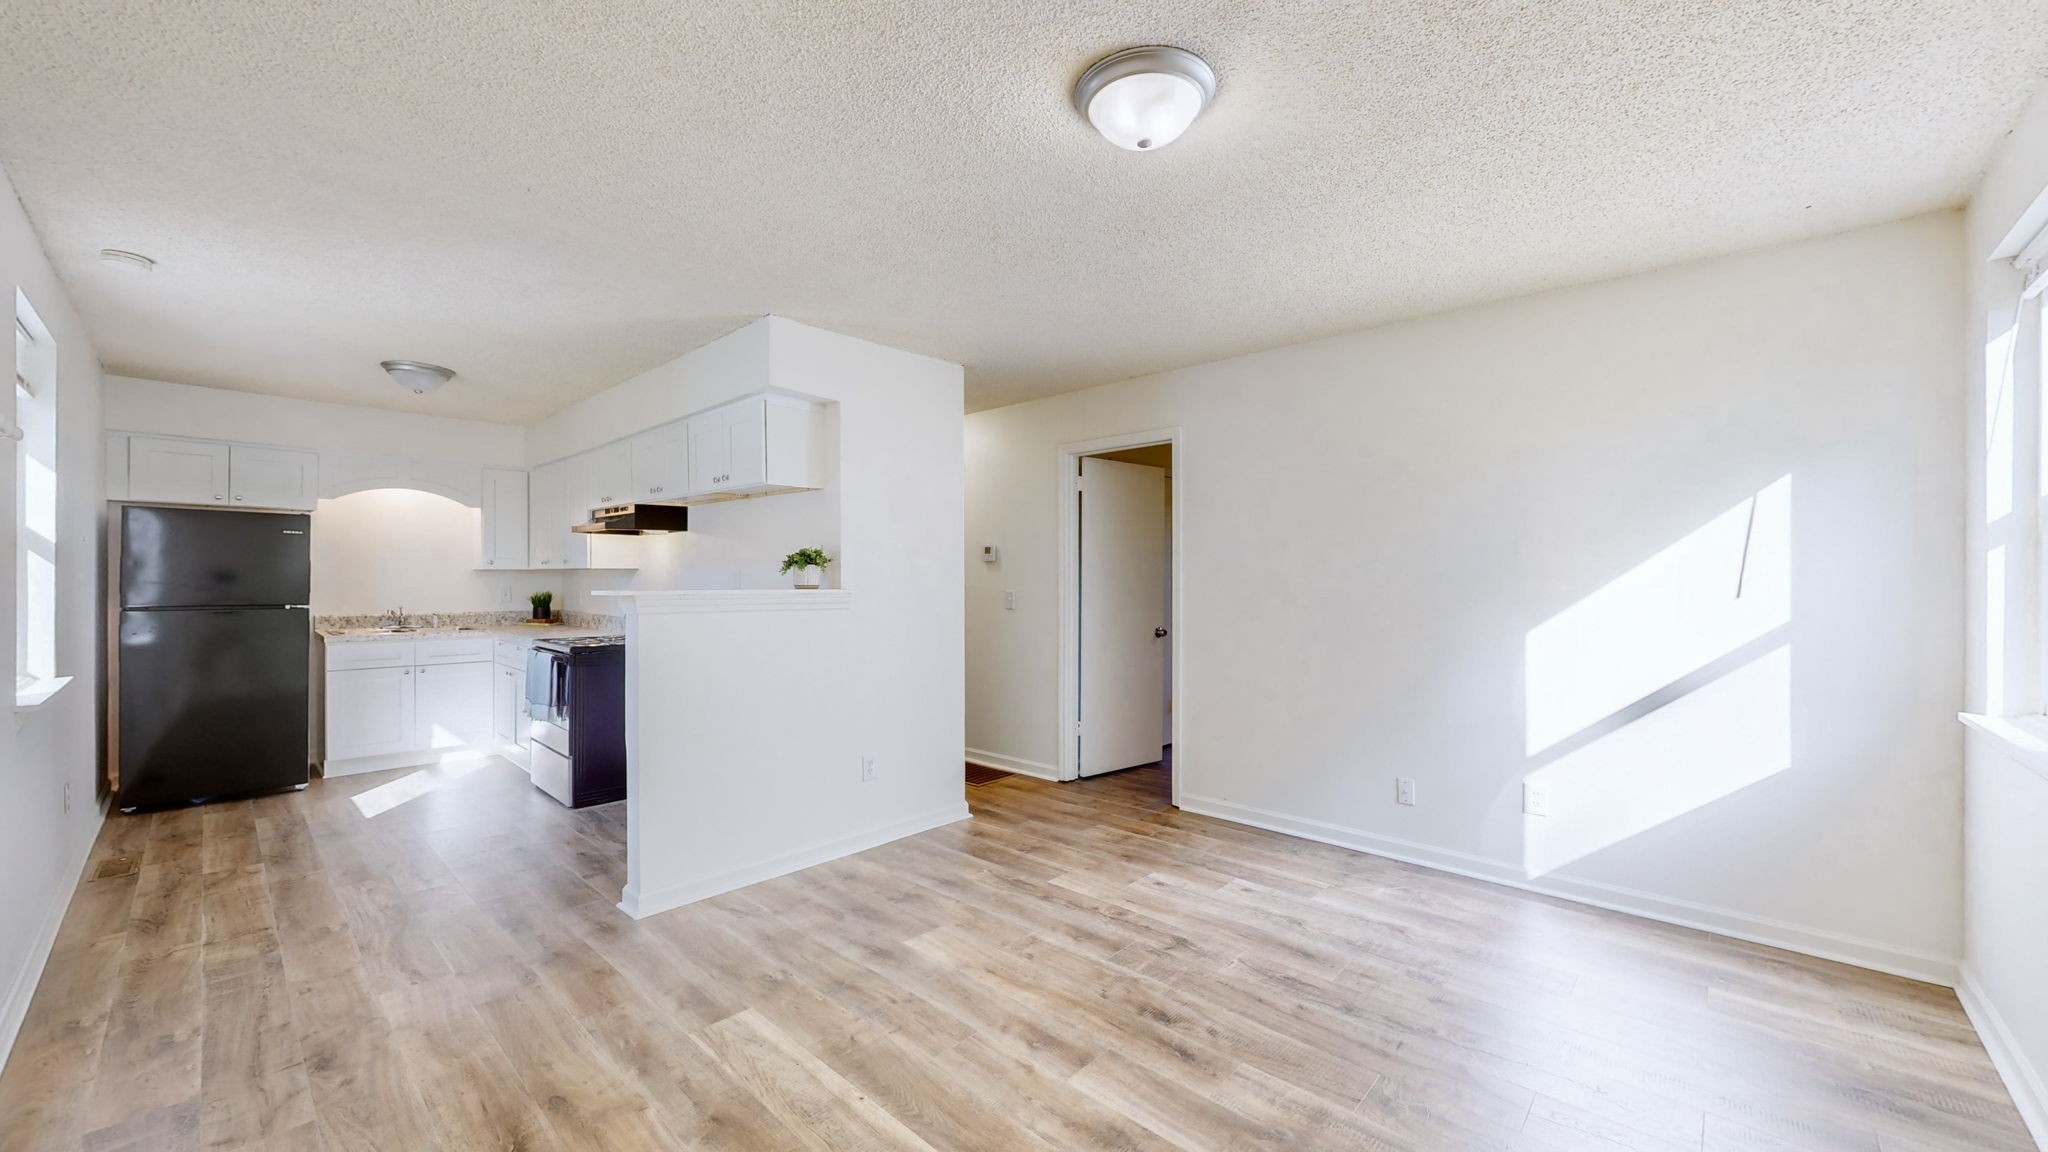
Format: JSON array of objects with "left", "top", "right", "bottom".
[{"left": 780, "top": 547, "right": 833, "bottom": 574}]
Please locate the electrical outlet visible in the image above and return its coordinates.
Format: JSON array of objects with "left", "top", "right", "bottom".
[
  {"left": 1395, "top": 777, "right": 1416, "bottom": 806},
  {"left": 860, "top": 756, "right": 877, "bottom": 783},
  {"left": 1523, "top": 782, "right": 1551, "bottom": 817},
  {"left": 497, "top": 586, "right": 513, "bottom": 606},
  {"left": 1003, "top": 590, "right": 1016, "bottom": 611}
]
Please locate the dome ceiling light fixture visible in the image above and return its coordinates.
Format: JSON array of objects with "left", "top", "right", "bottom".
[
  {"left": 380, "top": 359, "right": 455, "bottom": 395},
  {"left": 1073, "top": 45, "right": 1216, "bottom": 152}
]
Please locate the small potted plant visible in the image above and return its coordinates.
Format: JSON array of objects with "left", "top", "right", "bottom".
[
  {"left": 781, "top": 547, "right": 833, "bottom": 590},
  {"left": 529, "top": 590, "right": 554, "bottom": 622}
]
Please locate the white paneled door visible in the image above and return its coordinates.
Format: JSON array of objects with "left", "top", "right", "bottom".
[{"left": 1078, "top": 455, "right": 1169, "bottom": 777}]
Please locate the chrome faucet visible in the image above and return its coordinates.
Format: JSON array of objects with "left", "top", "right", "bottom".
[{"left": 385, "top": 605, "right": 406, "bottom": 629}]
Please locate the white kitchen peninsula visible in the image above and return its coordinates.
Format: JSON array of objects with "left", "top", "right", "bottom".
[{"left": 596, "top": 589, "right": 969, "bottom": 919}]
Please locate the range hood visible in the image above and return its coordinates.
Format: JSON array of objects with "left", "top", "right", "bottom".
[{"left": 573, "top": 504, "right": 691, "bottom": 535}]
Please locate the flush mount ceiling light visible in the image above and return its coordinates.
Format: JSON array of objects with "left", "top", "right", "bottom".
[
  {"left": 380, "top": 359, "right": 455, "bottom": 395},
  {"left": 1073, "top": 45, "right": 1216, "bottom": 152},
  {"left": 97, "top": 248, "right": 155, "bottom": 272}
]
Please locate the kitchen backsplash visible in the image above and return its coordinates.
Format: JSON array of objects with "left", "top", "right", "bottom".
[{"left": 314, "top": 610, "right": 623, "bottom": 632}]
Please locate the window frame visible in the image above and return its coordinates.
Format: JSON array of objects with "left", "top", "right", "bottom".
[{"left": 13, "top": 292, "right": 62, "bottom": 709}]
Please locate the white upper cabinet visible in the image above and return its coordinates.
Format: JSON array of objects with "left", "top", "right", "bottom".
[
  {"left": 479, "top": 468, "right": 530, "bottom": 568},
  {"left": 129, "top": 437, "right": 232, "bottom": 506},
  {"left": 684, "top": 394, "right": 822, "bottom": 500},
  {"left": 630, "top": 421, "right": 690, "bottom": 502},
  {"left": 567, "top": 441, "right": 632, "bottom": 520},
  {"left": 228, "top": 444, "right": 319, "bottom": 510},
  {"left": 127, "top": 437, "right": 317, "bottom": 510},
  {"left": 527, "top": 460, "right": 566, "bottom": 568}
]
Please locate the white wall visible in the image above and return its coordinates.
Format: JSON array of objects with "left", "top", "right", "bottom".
[
  {"left": 308, "top": 488, "right": 560, "bottom": 616},
  {"left": 0, "top": 162, "right": 107, "bottom": 1069},
  {"left": 966, "top": 213, "right": 1965, "bottom": 981},
  {"left": 106, "top": 375, "right": 524, "bottom": 465},
  {"left": 534, "top": 317, "right": 965, "bottom": 916},
  {"left": 1960, "top": 83, "right": 2048, "bottom": 1150}
]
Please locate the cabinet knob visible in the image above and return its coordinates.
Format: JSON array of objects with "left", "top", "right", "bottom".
[
  {"left": 234, "top": 495, "right": 245, "bottom": 502},
  {"left": 213, "top": 495, "right": 225, "bottom": 501}
]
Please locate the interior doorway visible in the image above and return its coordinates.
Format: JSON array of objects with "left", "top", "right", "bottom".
[{"left": 1059, "top": 430, "right": 1179, "bottom": 803}]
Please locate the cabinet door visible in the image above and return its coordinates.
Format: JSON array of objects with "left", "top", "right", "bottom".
[
  {"left": 229, "top": 445, "right": 319, "bottom": 510},
  {"left": 492, "top": 664, "right": 519, "bottom": 743},
  {"left": 630, "top": 421, "right": 689, "bottom": 501},
  {"left": 688, "top": 411, "right": 727, "bottom": 493},
  {"left": 415, "top": 661, "right": 492, "bottom": 749},
  {"left": 480, "top": 468, "right": 530, "bottom": 568},
  {"left": 129, "top": 437, "right": 231, "bottom": 506},
  {"left": 325, "top": 666, "right": 416, "bottom": 761},
  {"left": 722, "top": 398, "right": 767, "bottom": 489},
  {"left": 528, "top": 461, "right": 565, "bottom": 568},
  {"left": 567, "top": 442, "right": 632, "bottom": 519}
]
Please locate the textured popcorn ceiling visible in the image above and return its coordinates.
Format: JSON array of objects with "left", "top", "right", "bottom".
[{"left": 0, "top": 2, "right": 2043, "bottom": 420}]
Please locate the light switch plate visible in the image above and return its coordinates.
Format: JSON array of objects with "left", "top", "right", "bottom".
[{"left": 1395, "top": 777, "right": 1416, "bottom": 806}]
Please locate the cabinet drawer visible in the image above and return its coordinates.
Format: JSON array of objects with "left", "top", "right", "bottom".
[
  {"left": 325, "top": 640, "right": 415, "bottom": 671},
  {"left": 415, "top": 635, "right": 494, "bottom": 666},
  {"left": 494, "top": 638, "right": 530, "bottom": 667}
]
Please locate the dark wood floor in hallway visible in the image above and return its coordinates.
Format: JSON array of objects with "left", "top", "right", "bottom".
[{"left": 0, "top": 757, "right": 2030, "bottom": 1151}]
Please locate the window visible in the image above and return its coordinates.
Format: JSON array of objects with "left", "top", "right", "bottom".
[{"left": 13, "top": 291, "right": 58, "bottom": 706}]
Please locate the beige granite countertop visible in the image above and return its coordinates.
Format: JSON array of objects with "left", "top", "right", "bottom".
[{"left": 317, "top": 623, "right": 618, "bottom": 644}]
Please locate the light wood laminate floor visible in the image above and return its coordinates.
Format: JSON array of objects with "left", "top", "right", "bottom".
[{"left": 0, "top": 758, "right": 2031, "bottom": 1151}]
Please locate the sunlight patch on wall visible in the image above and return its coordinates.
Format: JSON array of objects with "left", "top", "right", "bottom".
[
  {"left": 1524, "top": 644, "right": 1791, "bottom": 877},
  {"left": 1525, "top": 476, "right": 1792, "bottom": 756}
]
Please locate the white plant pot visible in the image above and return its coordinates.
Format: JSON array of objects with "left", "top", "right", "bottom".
[{"left": 792, "top": 566, "right": 821, "bottom": 590}]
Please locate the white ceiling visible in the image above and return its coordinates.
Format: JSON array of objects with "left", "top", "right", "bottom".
[{"left": 1, "top": 2, "right": 2043, "bottom": 421}]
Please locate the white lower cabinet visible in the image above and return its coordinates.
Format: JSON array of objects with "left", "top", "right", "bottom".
[
  {"left": 322, "top": 637, "right": 497, "bottom": 774},
  {"left": 324, "top": 665, "right": 417, "bottom": 761},
  {"left": 492, "top": 663, "right": 528, "bottom": 750},
  {"left": 414, "top": 661, "right": 492, "bottom": 749}
]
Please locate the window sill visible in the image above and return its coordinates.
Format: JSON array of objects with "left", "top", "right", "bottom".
[
  {"left": 1959, "top": 711, "right": 2048, "bottom": 783},
  {"left": 14, "top": 675, "right": 71, "bottom": 713}
]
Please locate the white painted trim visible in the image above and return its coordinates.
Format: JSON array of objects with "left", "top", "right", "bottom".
[
  {"left": 1959, "top": 967, "right": 2048, "bottom": 1150},
  {"left": 1057, "top": 427, "right": 1183, "bottom": 807},
  {"left": 1178, "top": 792, "right": 1960, "bottom": 987},
  {"left": 965, "top": 747, "right": 1060, "bottom": 781},
  {"left": 318, "top": 745, "right": 491, "bottom": 779},
  {"left": 1961, "top": 712, "right": 2048, "bottom": 784},
  {"left": 0, "top": 804, "right": 103, "bottom": 1073},
  {"left": 597, "top": 589, "right": 851, "bottom": 614},
  {"left": 618, "top": 802, "right": 970, "bottom": 919}
]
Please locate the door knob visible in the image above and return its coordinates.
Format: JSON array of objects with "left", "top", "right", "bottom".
[{"left": 1154, "top": 627, "right": 1169, "bottom": 638}]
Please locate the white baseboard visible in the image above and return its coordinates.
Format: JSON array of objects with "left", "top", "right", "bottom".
[
  {"left": 618, "top": 802, "right": 972, "bottom": 920},
  {"left": 1960, "top": 967, "right": 2048, "bottom": 1150},
  {"left": 0, "top": 805, "right": 104, "bottom": 1074},
  {"left": 1176, "top": 792, "right": 1959, "bottom": 988},
  {"left": 320, "top": 742, "right": 495, "bottom": 779},
  {"left": 965, "top": 747, "right": 1061, "bottom": 781}
]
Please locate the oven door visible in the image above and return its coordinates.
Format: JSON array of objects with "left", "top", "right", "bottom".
[{"left": 528, "top": 648, "right": 572, "bottom": 757}]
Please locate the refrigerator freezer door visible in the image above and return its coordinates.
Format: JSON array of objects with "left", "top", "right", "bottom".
[
  {"left": 117, "top": 606, "right": 311, "bottom": 806},
  {"left": 121, "top": 505, "right": 312, "bottom": 608}
]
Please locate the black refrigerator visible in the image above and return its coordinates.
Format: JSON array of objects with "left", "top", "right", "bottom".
[{"left": 115, "top": 505, "right": 313, "bottom": 808}]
